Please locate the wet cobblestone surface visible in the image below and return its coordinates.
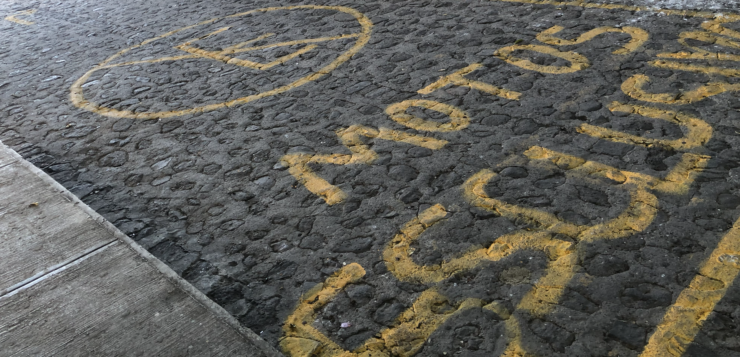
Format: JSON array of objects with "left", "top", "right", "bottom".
[{"left": 3, "top": 0, "right": 740, "bottom": 356}]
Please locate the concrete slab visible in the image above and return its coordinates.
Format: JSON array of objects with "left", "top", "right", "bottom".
[
  {"left": 0, "top": 141, "right": 282, "bottom": 357},
  {"left": 0, "top": 158, "right": 113, "bottom": 295}
]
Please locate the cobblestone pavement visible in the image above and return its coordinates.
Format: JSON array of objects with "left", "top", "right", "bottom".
[{"left": 3, "top": 0, "right": 740, "bottom": 356}]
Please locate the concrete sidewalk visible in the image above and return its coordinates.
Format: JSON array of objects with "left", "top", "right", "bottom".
[{"left": 0, "top": 140, "right": 282, "bottom": 356}]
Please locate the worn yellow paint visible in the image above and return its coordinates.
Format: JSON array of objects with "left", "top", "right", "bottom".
[
  {"left": 648, "top": 16, "right": 740, "bottom": 79},
  {"left": 98, "top": 33, "right": 362, "bottom": 70},
  {"left": 536, "top": 25, "right": 648, "bottom": 54},
  {"left": 640, "top": 218, "right": 740, "bottom": 357},
  {"left": 286, "top": 143, "right": 710, "bottom": 356},
  {"left": 385, "top": 161, "right": 646, "bottom": 355},
  {"left": 702, "top": 16, "right": 740, "bottom": 39},
  {"left": 281, "top": 263, "right": 483, "bottom": 357},
  {"left": 525, "top": 145, "right": 709, "bottom": 196},
  {"left": 417, "top": 63, "right": 522, "bottom": 100},
  {"left": 70, "top": 5, "right": 373, "bottom": 119},
  {"left": 175, "top": 28, "right": 350, "bottom": 70},
  {"left": 463, "top": 165, "right": 658, "bottom": 243},
  {"left": 494, "top": 44, "right": 590, "bottom": 74},
  {"left": 386, "top": 155, "right": 658, "bottom": 284},
  {"left": 652, "top": 153, "right": 710, "bottom": 195},
  {"left": 487, "top": 0, "right": 740, "bottom": 20},
  {"left": 650, "top": 60, "right": 740, "bottom": 77},
  {"left": 385, "top": 99, "right": 471, "bottom": 132},
  {"left": 577, "top": 102, "right": 712, "bottom": 151},
  {"left": 622, "top": 74, "right": 740, "bottom": 105},
  {"left": 497, "top": 252, "right": 580, "bottom": 357},
  {"left": 282, "top": 125, "right": 447, "bottom": 205},
  {"left": 677, "top": 30, "right": 740, "bottom": 56},
  {"left": 5, "top": 9, "right": 36, "bottom": 25},
  {"left": 657, "top": 51, "right": 740, "bottom": 62}
]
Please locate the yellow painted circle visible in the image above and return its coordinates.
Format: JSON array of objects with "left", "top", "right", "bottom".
[{"left": 69, "top": 5, "right": 372, "bottom": 119}]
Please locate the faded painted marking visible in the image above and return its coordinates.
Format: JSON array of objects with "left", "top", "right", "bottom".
[
  {"left": 418, "top": 63, "right": 522, "bottom": 100},
  {"left": 536, "top": 25, "right": 648, "bottom": 54},
  {"left": 282, "top": 125, "right": 448, "bottom": 205},
  {"left": 5, "top": 9, "right": 36, "bottom": 25},
  {"left": 280, "top": 263, "right": 483, "bottom": 357},
  {"left": 70, "top": 5, "right": 373, "bottom": 120},
  {"left": 494, "top": 44, "right": 590, "bottom": 74},
  {"left": 657, "top": 51, "right": 740, "bottom": 62},
  {"left": 174, "top": 31, "right": 358, "bottom": 70},
  {"left": 622, "top": 74, "right": 740, "bottom": 105},
  {"left": 488, "top": 0, "right": 740, "bottom": 20},
  {"left": 463, "top": 161, "right": 658, "bottom": 244},
  {"left": 640, "top": 218, "right": 740, "bottom": 357},
  {"left": 385, "top": 99, "right": 471, "bottom": 132},
  {"left": 525, "top": 146, "right": 710, "bottom": 196},
  {"left": 649, "top": 16, "right": 740, "bottom": 80},
  {"left": 650, "top": 60, "right": 740, "bottom": 77},
  {"left": 385, "top": 155, "right": 658, "bottom": 285},
  {"left": 577, "top": 102, "right": 713, "bottom": 151}
]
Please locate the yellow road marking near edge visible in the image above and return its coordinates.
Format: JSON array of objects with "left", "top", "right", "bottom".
[
  {"left": 489, "top": 0, "right": 740, "bottom": 20},
  {"left": 70, "top": 5, "right": 373, "bottom": 120},
  {"left": 280, "top": 262, "right": 485, "bottom": 357},
  {"left": 651, "top": 60, "right": 740, "bottom": 77},
  {"left": 622, "top": 74, "right": 740, "bottom": 105},
  {"left": 525, "top": 145, "right": 709, "bottom": 196},
  {"left": 385, "top": 149, "right": 661, "bottom": 285},
  {"left": 536, "top": 25, "right": 648, "bottom": 55},
  {"left": 578, "top": 102, "right": 713, "bottom": 151},
  {"left": 4, "top": 9, "right": 36, "bottom": 25},
  {"left": 640, "top": 218, "right": 740, "bottom": 357}
]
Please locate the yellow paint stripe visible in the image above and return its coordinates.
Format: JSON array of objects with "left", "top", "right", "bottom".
[
  {"left": 652, "top": 153, "right": 710, "bottom": 195},
  {"left": 386, "top": 99, "right": 471, "bottom": 132},
  {"left": 494, "top": 44, "right": 590, "bottom": 74},
  {"left": 280, "top": 263, "right": 366, "bottom": 357},
  {"left": 418, "top": 63, "right": 521, "bottom": 100},
  {"left": 702, "top": 17, "right": 740, "bottom": 40},
  {"left": 387, "top": 157, "right": 658, "bottom": 284},
  {"left": 281, "top": 262, "right": 483, "bottom": 357},
  {"left": 678, "top": 30, "right": 740, "bottom": 56},
  {"left": 100, "top": 55, "right": 200, "bottom": 69},
  {"left": 4, "top": 9, "right": 36, "bottom": 25},
  {"left": 651, "top": 60, "right": 740, "bottom": 77},
  {"left": 622, "top": 74, "right": 740, "bottom": 105},
  {"left": 577, "top": 101, "right": 713, "bottom": 151},
  {"left": 657, "top": 51, "right": 740, "bottom": 62},
  {"left": 524, "top": 145, "right": 709, "bottom": 196},
  {"left": 486, "top": 0, "right": 740, "bottom": 20},
  {"left": 283, "top": 125, "right": 447, "bottom": 205},
  {"left": 640, "top": 218, "right": 740, "bottom": 357},
  {"left": 228, "top": 33, "right": 362, "bottom": 54},
  {"left": 536, "top": 25, "right": 648, "bottom": 54}
]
